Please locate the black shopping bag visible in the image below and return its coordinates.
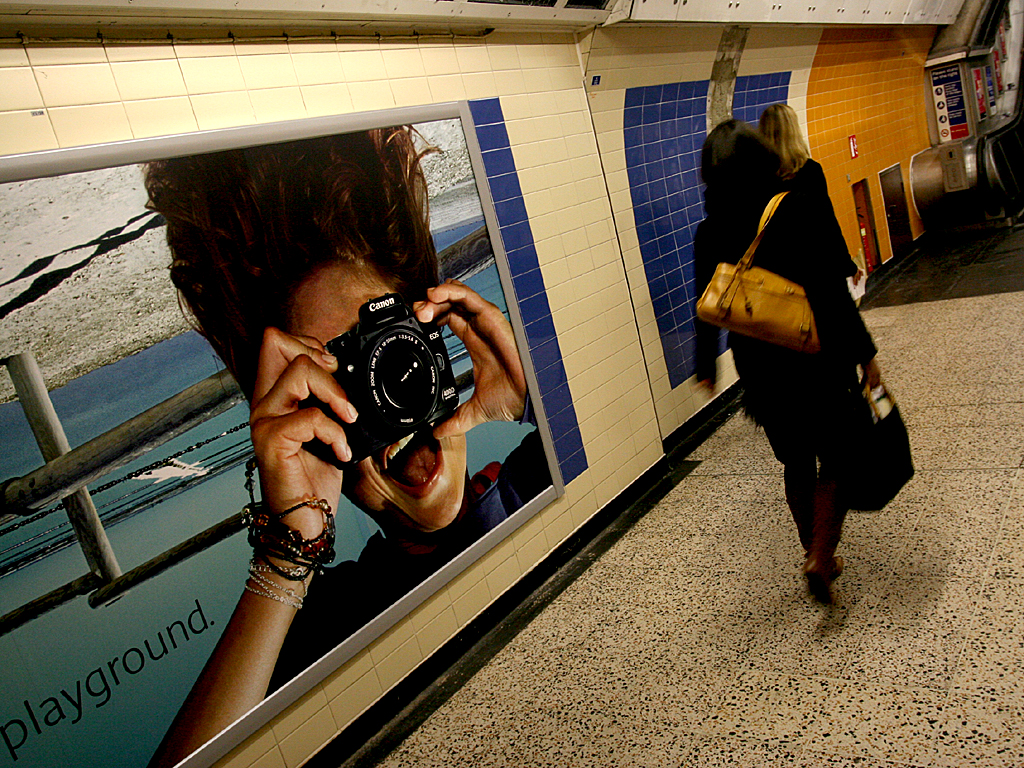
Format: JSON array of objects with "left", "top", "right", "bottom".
[{"left": 842, "top": 382, "right": 914, "bottom": 512}]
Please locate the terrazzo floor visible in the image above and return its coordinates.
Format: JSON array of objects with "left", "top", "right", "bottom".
[{"left": 370, "top": 233, "right": 1024, "bottom": 767}]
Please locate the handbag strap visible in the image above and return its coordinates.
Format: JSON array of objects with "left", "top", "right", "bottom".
[
  {"left": 716, "top": 191, "right": 789, "bottom": 312},
  {"left": 736, "top": 191, "right": 789, "bottom": 271}
]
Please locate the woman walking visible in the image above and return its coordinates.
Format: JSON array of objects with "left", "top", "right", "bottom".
[{"left": 694, "top": 120, "right": 881, "bottom": 602}]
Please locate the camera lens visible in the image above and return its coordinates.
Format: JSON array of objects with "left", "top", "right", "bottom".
[{"left": 368, "top": 331, "right": 439, "bottom": 425}]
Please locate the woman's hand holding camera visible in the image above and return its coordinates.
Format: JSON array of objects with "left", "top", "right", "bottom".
[
  {"left": 415, "top": 280, "right": 527, "bottom": 439},
  {"left": 249, "top": 327, "right": 355, "bottom": 536}
]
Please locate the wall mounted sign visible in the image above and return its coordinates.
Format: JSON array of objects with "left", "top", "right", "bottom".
[
  {"left": 931, "top": 64, "right": 970, "bottom": 143},
  {"left": 849, "top": 134, "right": 858, "bottom": 158},
  {"left": 972, "top": 67, "right": 988, "bottom": 119}
]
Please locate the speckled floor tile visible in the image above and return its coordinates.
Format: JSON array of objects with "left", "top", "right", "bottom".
[
  {"left": 989, "top": 535, "right": 1024, "bottom": 580},
  {"left": 736, "top": 610, "right": 863, "bottom": 679},
  {"left": 895, "top": 512, "right": 1000, "bottom": 579},
  {"left": 853, "top": 576, "right": 982, "bottom": 630},
  {"left": 998, "top": 501, "right": 1024, "bottom": 537},
  {"left": 899, "top": 384, "right": 988, "bottom": 410},
  {"left": 990, "top": 353, "right": 1024, "bottom": 385},
  {"left": 841, "top": 507, "right": 921, "bottom": 576},
  {"left": 921, "top": 469, "right": 1018, "bottom": 514},
  {"left": 687, "top": 414, "right": 761, "bottom": 456},
  {"left": 899, "top": 426, "right": 962, "bottom": 471},
  {"left": 793, "top": 753, "right": 921, "bottom": 767},
  {"left": 680, "top": 736, "right": 806, "bottom": 766},
  {"left": 945, "top": 426, "right": 1024, "bottom": 470},
  {"left": 817, "top": 558, "right": 897, "bottom": 617},
  {"left": 983, "top": 381, "right": 1024, "bottom": 408},
  {"left": 933, "top": 693, "right": 1024, "bottom": 768},
  {"left": 974, "top": 401, "right": 1024, "bottom": 427},
  {"left": 841, "top": 620, "right": 966, "bottom": 691},
  {"left": 948, "top": 619, "right": 1024, "bottom": 699},
  {"left": 801, "top": 682, "right": 946, "bottom": 766},
  {"left": 686, "top": 439, "right": 781, "bottom": 476},
  {"left": 656, "top": 471, "right": 785, "bottom": 507},
  {"left": 703, "top": 670, "right": 833, "bottom": 745},
  {"left": 901, "top": 404, "right": 979, "bottom": 430}
]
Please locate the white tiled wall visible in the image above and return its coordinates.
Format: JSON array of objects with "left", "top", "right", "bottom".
[
  {"left": 583, "top": 27, "right": 735, "bottom": 440},
  {"left": 739, "top": 27, "right": 822, "bottom": 146},
  {"left": 584, "top": 25, "right": 726, "bottom": 93},
  {"left": 0, "top": 30, "right": 663, "bottom": 768}
]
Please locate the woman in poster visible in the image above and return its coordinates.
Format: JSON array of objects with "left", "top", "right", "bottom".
[{"left": 144, "top": 127, "right": 549, "bottom": 768}]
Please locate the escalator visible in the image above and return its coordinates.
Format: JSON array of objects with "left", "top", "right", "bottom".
[{"left": 911, "top": 0, "right": 1024, "bottom": 226}]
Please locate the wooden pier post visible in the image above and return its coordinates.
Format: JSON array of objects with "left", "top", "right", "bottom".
[
  {"left": 2, "top": 368, "right": 243, "bottom": 517},
  {"left": 5, "top": 353, "right": 122, "bottom": 583}
]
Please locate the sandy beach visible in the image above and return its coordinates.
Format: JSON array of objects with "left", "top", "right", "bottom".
[{"left": 0, "top": 164, "right": 188, "bottom": 403}]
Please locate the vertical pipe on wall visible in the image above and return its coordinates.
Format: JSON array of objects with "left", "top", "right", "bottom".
[
  {"left": 5, "top": 353, "right": 122, "bottom": 583},
  {"left": 706, "top": 25, "right": 750, "bottom": 132}
]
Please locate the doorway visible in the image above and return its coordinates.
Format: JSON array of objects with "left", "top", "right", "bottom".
[
  {"left": 879, "top": 163, "right": 914, "bottom": 259},
  {"left": 851, "top": 179, "right": 882, "bottom": 273}
]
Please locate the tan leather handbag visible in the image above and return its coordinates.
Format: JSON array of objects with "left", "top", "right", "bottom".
[{"left": 696, "top": 192, "right": 821, "bottom": 354}]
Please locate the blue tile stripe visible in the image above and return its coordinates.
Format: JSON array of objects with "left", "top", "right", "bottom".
[
  {"left": 624, "top": 80, "right": 709, "bottom": 388},
  {"left": 623, "top": 73, "right": 793, "bottom": 389},
  {"left": 732, "top": 71, "right": 792, "bottom": 126},
  {"left": 469, "top": 98, "right": 588, "bottom": 485}
]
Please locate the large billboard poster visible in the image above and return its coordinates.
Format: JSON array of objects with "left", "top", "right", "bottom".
[{"left": 0, "top": 105, "right": 561, "bottom": 768}]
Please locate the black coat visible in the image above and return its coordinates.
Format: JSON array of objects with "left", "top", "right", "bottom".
[
  {"left": 784, "top": 159, "right": 857, "bottom": 279},
  {"left": 694, "top": 185, "right": 876, "bottom": 424}
]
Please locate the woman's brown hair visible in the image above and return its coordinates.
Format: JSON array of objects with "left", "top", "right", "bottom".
[{"left": 145, "top": 127, "right": 438, "bottom": 399}]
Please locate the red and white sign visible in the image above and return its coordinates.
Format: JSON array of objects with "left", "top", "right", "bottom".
[
  {"left": 849, "top": 135, "right": 858, "bottom": 158},
  {"left": 973, "top": 67, "right": 988, "bottom": 118}
]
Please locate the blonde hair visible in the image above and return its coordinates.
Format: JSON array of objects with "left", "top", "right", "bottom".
[{"left": 759, "top": 103, "right": 811, "bottom": 180}]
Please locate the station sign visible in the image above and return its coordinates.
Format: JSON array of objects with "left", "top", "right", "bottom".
[{"left": 931, "top": 64, "right": 970, "bottom": 143}]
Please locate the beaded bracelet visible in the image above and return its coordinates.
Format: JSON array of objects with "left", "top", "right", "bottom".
[
  {"left": 242, "top": 459, "right": 336, "bottom": 580},
  {"left": 243, "top": 500, "right": 336, "bottom": 579}
]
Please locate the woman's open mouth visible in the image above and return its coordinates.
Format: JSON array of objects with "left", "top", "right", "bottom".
[{"left": 379, "top": 430, "right": 442, "bottom": 490}]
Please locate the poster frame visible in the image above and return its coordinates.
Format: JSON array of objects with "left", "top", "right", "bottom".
[{"left": 0, "top": 100, "right": 565, "bottom": 768}]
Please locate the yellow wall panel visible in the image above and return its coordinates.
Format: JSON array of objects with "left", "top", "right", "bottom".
[{"left": 806, "top": 27, "right": 934, "bottom": 264}]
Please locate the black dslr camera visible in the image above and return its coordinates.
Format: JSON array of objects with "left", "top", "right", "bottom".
[{"left": 323, "top": 293, "right": 459, "bottom": 464}]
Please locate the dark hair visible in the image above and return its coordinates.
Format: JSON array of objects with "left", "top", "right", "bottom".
[
  {"left": 145, "top": 127, "right": 438, "bottom": 399},
  {"left": 701, "top": 118, "right": 781, "bottom": 192}
]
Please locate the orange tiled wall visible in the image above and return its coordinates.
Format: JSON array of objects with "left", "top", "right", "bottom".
[{"left": 806, "top": 27, "right": 935, "bottom": 265}]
